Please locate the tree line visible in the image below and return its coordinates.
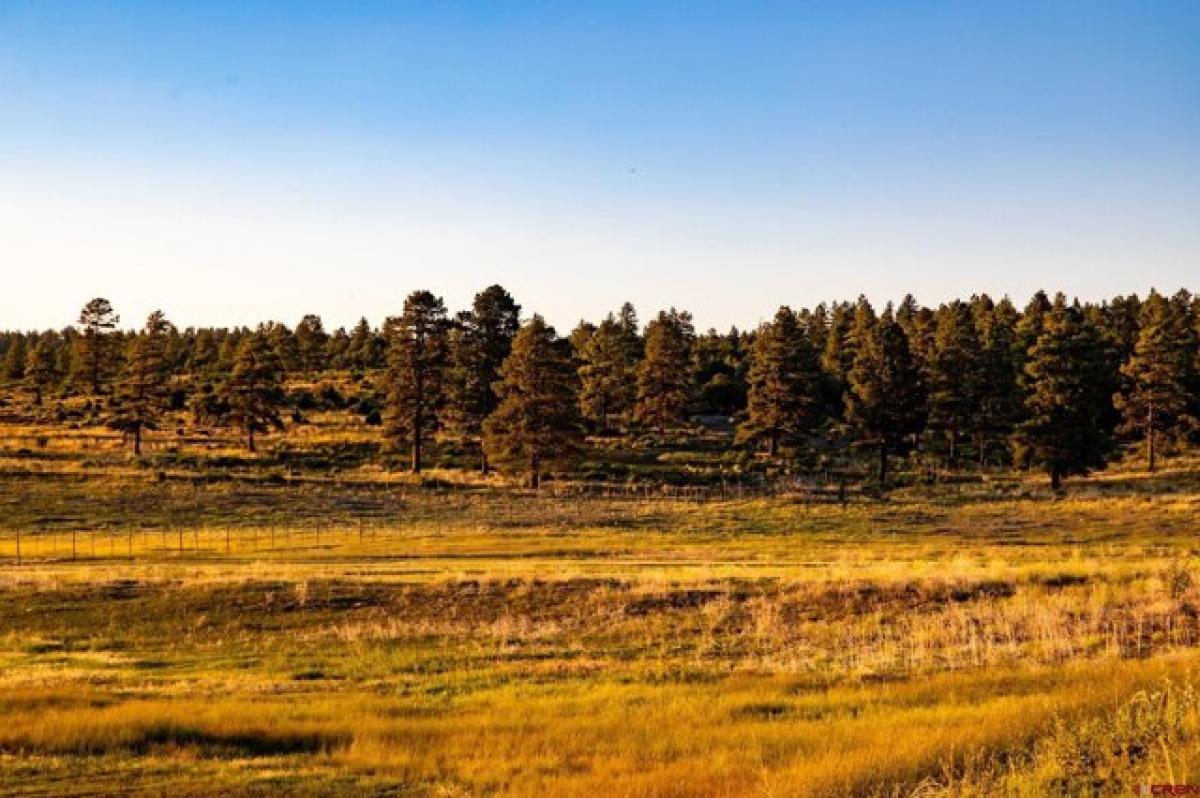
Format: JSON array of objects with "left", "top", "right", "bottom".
[{"left": 1, "top": 286, "right": 1198, "bottom": 489}]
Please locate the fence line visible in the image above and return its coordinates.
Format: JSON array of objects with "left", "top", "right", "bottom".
[{"left": 1, "top": 524, "right": 426, "bottom": 564}]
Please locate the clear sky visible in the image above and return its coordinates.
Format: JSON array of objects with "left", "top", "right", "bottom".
[{"left": 2, "top": 1, "right": 1198, "bottom": 333}]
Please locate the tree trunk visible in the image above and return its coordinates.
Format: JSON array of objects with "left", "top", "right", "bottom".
[
  {"left": 878, "top": 442, "right": 888, "bottom": 489},
  {"left": 768, "top": 433, "right": 778, "bottom": 458},
  {"left": 1050, "top": 468, "right": 1061, "bottom": 490},
  {"left": 133, "top": 425, "right": 141, "bottom": 456},
  {"left": 480, "top": 446, "right": 489, "bottom": 475},
  {"left": 948, "top": 427, "right": 957, "bottom": 466},
  {"left": 34, "top": 385, "right": 42, "bottom": 406},
  {"left": 529, "top": 451, "right": 541, "bottom": 490},
  {"left": 411, "top": 436, "right": 422, "bottom": 473},
  {"left": 1147, "top": 403, "right": 1156, "bottom": 473},
  {"left": 247, "top": 424, "right": 256, "bottom": 453}
]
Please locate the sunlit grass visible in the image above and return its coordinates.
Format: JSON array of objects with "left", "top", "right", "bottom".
[{"left": 2, "top": 444, "right": 1200, "bottom": 794}]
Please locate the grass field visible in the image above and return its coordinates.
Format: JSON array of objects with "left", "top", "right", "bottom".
[{"left": 3, "top": 451, "right": 1200, "bottom": 795}]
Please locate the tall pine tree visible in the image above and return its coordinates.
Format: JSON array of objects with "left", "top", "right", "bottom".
[
  {"left": 617, "top": 302, "right": 642, "bottom": 360},
  {"left": 441, "top": 285, "right": 520, "bottom": 473},
  {"left": 1115, "top": 290, "right": 1197, "bottom": 471},
  {"left": 578, "top": 311, "right": 638, "bottom": 433},
  {"left": 110, "top": 311, "right": 173, "bottom": 455},
  {"left": 821, "top": 300, "right": 858, "bottom": 411},
  {"left": 73, "top": 298, "right": 120, "bottom": 395},
  {"left": 845, "top": 308, "right": 924, "bottom": 488},
  {"left": 1012, "top": 295, "right": 1115, "bottom": 488},
  {"left": 224, "top": 331, "right": 286, "bottom": 453},
  {"left": 972, "top": 295, "right": 1021, "bottom": 464},
  {"left": 25, "top": 333, "right": 60, "bottom": 407},
  {"left": 384, "top": 291, "right": 449, "bottom": 473},
  {"left": 483, "top": 315, "right": 583, "bottom": 488},
  {"left": 3, "top": 335, "right": 27, "bottom": 381},
  {"left": 926, "top": 300, "right": 983, "bottom": 465},
  {"left": 737, "top": 306, "right": 823, "bottom": 457},
  {"left": 634, "top": 309, "right": 694, "bottom": 432},
  {"left": 294, "top": 314, "right": 328, "bottom": 373},
  {"left": 347, "top": 318, "right": 386, "bottom": 371}
]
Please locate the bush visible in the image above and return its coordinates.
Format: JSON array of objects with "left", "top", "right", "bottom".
[{"left": 318, "top": 383, "right": 345, "bottom": 409}]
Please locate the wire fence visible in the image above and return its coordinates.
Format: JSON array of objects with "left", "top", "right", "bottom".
[
  {"left": 0, "top": 478, "right": 868, "bottom": 566},
  {"left": 1, "top": 522, "right": 419, "bottom": 565}
]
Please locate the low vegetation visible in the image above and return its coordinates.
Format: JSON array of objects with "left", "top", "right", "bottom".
[{"left": 2, "top": 447, "right": 1200, "bottom": 794}]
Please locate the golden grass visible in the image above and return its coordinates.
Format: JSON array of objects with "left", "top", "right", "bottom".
[{"left": 2, "top": 439, "right": 1200, "bottom": 794}]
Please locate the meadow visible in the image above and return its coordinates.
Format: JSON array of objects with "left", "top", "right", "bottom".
[{"left": 3, "top": 426, "right": 1200, "bottom": 795}]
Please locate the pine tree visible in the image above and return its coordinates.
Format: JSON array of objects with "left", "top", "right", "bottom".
[
  {"left": 617, "top": 302, "right": 643, "bottom": 360},
  {"left": 926, "top": 300, "right": 983, "bottom": 465},
  {"left": 164, "top": 325, "right": 189, "bottom": 375},
  {"left": 845, "top": 308, "right": 924, "bottom": 488},
  {"left": 1114, "top": 290, "right": 1196, "bottom": 471},
  {"left": 820, "top": 301, "right": 856, "bottom": 409},
  {"left": 74, "top": 298, "right": 119, "bottom": 394},
  {"left": 325, "top": 327, "right": 351, "bottom": 369},
  {"left": 483, "top": 315, "right": 583, "bottom": 488},
  {"left": 384, "top": 291, "right": 449, "bottom": 473},
  {"left": 55, "top": 330, "right": 75, "bottom": 382},
  {"left": 578, "top": 312, "right": 638, "bottom": 433},
  {"left": 634, "top": 309, "right": 695, "bottom": 432},
  {"left": 347, "top": 318, "right": 385, "bottom": 370},
  {"left": 25, "top": 333, "right": 60, "bottom": 406},
  {"left": 737, "top": 306, "right": 823, "bottom": 457},
  {"left": 217, "top": 330, "right": 242, "bottom": 373},
  {"left": 1186, "top": 292, "right": 1200, "bottom": 426},
  {"left": 1014, "top": 291, "right": 1052, "bottom": 374},
  {"left": 896, "top": 294, "right": 936, "bottom": 375},
  {"left": 3, "top": 335, "right": 27, "bottom": 381},
  {"left": 1012, "top": 296, "right": 1115, "bottom": 489},
  {"left": 440, "top": 285, "right": 520, "bottom": 473},
  {"left": 224, "top": 332, "right": 286, "bottom": 453},
  {"left": 1103, "top": 294, "right": 1143, "bottom": 365},
  {"left": 294, "top": 314, "right": 328, "bottom": 373},
  {"left": 265, "top": 322, "right": 300, "bottom": 374},
  {"left": 972, "top": 296, "right": 1021, "bottom": 464},
  {"left": 110, "top": 311, "right": 173, "bottom": 455},
  {"left": 692, "top": 327, "right": 747, "bottom": 417},
  {"left": 802, "top": 304, "right": 842, "bottom": 416},
  {"left": 568, "top": 321, "right": 596, "bottom": 361},
  {"left": 190, "top": 329, "right": 220, "bottom": 374},
  {"left": 801, "top": 304, "right": 829, "bottom": 359}
]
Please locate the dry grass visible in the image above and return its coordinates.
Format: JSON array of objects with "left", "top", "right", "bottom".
[{"left": 3, "top": 430, "right": 1200, "bottom": 794}]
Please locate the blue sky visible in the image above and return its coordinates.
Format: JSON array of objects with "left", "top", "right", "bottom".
[{"left": 2, "top": 1, "right": 1198, "bottom": 332}]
